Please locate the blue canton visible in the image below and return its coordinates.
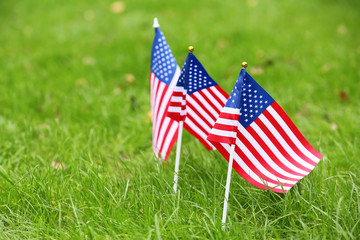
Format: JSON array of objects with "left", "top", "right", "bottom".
[
  {"left": 239, "top": 73, "right": 274, "bottom": 128},
  {"left": 176, "top": 53, "right": 218, "bottom": 94},
  {"left": 225, "top": 68, "right": 274, "bottom": 128},
  {"left": 151, "top": 28, "right": 177, "bottom": 85}
]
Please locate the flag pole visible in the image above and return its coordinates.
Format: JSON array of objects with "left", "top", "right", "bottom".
[
  {"left": 221, "top": 61, "right": 247, "bottom": 230},
  {"left": 173, "top": 120, "right": 183, "bottom": 194},
  {"left": 173, "top": 46, "right": 194, "bottom": 194},
  {"left": 221, "top": 144, "right": 235, "bottom": 230}
]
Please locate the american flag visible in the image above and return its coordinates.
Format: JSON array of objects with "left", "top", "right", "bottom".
[
  {"left": 207, "top": 67, "right": 322, "bottom": 193},
  {"left": 150, "top": 25, "right": 181, "bottom": 160},
  {"left": 167, "top": 52, "right": 229, "bottom": 150}
]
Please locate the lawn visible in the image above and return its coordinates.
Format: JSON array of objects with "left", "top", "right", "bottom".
[{"left": 0, "top": 0, "right": 359, "bottom": 239}]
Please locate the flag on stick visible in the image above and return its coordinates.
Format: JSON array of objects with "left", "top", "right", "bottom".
[
  {"left": 208, "top": 63, "right": 322, "bottom": 194},
  {"left": 150, "top": 18, "right": 180, "bottom": 160},
  {"left": 167, "top": 46, "right": 229, "bottom": 193}
]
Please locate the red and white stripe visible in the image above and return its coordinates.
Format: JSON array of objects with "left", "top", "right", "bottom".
[
  {"left": 150, "top": 67, "right": 181, "bottom": 160},
  {"left": 168, "top": 85, "right": 229, "bottom": 150},
  {"left": 209, "top": 102, "right": 322, "bottom": 193}
]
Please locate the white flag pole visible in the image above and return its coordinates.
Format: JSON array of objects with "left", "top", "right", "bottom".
[
  {"left": 221, "top": 144, "right": 236, "bottom": 230},
  {"left": 221, "top": 61, "right": 247, "bottom": 230},
  {"left": 173, "top": 121, "right": 184, "bottom": 194}
]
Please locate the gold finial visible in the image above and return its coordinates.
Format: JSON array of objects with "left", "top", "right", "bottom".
[
  {"left": 241, "top": 62, "right": 248, "bottom": 68},
  {"left": 188, "top": 46, "right": 194, "bottom": 52}
]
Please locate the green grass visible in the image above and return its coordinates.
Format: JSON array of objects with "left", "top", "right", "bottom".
[{"left": 0, "top": 0, "right": 360, "bottom": 239}]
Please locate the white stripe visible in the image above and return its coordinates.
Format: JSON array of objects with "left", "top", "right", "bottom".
[
  {"left": 221, "top": 107, "right": 240, "bottom": 115},
  {"left": 200, "top": 88, "right": 223, "bottom": 111},
  {"left": 211, "top": 86, "right": 228, "bottom": 103},
  {"left": 234, "top": 137, "right": 298, "bottom": 184},
  {"left": 259, "top": 114, "right": 316, "bottom": 170},
  {"left": 268, "top": 106, "right": 320, "bottom": 163},
  {"left": 216, "top": 117, "right": 239, "bottom": 127},
  {"left": 174, "top": 86, "right": 186, "bottom": 93},
  {"left": 185, "top": 117, "right": 214, "bottom": 148},
  {"left": 210, "top": 129, "right": 237, "bottom": 138},
  {"left": 248, "top": 122, "right": 309, "bottom": 176},
  {"left": 192, "top": 92, "right": 218, "bottom": 118},
  {"left": 168, "top": 106, "right": 181, "bottom": 113},
  {"left": 170, "top": 96, "right": 184, "bottom": 103},
  {"left": 221, "top": 143, "right": 292, "bottom": 191}
]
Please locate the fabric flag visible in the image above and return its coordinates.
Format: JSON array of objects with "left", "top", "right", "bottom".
[
  {"left": 207, "top": 67, "right": 322, "bottom": 193},
  {"left": 167, "top": 51, "right": 229, "bottom": 150},
  {"left": 150, "top": 22, "right": 181, "bottom": 160}
]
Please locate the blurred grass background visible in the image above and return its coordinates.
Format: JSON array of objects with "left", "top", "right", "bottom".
[{"left": 0, "top": 0, "right": 359, "bottom": 239}]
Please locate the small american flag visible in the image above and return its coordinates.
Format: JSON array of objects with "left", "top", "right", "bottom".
[
  {"left": 207, "top": 67, "right": 322, "bottom": 193},
  {"left": 167, "top": 52, "right": 229, "bottom": 150},
  {"left": 150, "top": 24, "right": 180, "bottom": 160}
]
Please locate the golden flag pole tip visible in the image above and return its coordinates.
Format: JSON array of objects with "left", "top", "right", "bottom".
[
  {"left": 241, "top": 62, "right": 248, "bottom": 68},
  {"left": 188, "top": 46, "right": 194, "bottom": 52}
]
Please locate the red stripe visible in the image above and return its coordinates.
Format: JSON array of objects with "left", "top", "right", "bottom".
[
  {"left": 219, "top": 112, "right": 240, "bottom": 120},
  {"left": 212, "top": 122, "right": 237, "bottom": 132},
  {"left": 208, "top": 134, "right": 235, "bottom": 145},
  {"left": 233, "top": 143, "right": 294, "bottom": 187},
  {"left": 168, "top": 102, "right": 182, "bottom": 107},
  {"left": 255, "top": 117, "right": 312, "bottom": 172},
  {"left": 236, "top": 128, "right": 302, "bottom": 181},
  {"left": 271, "top": 102, "right": 322, "bottom": 159},
  {"left": 172, "top": 91, "right": 186, "bottom": 97},
  {"left": 215, "top": 85, "right": 229, "bottom": 99},
  {"left": 167, "top": 112, "right": 181, "bottom": 121},
  {"left": 263, "top": 109, "right": 318, "bottom": 166},
  {"left": 247, "top": 123, "right": 307, "bottom": 177},
  {"left": 190, "top": 94, "right": 217, "bottom": 122},
  {"left": 212, "top": 142, "right": 286, "bottom": 193},
  {"left": 184, "top": 121, "right": 213, "bottom": 150}
]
